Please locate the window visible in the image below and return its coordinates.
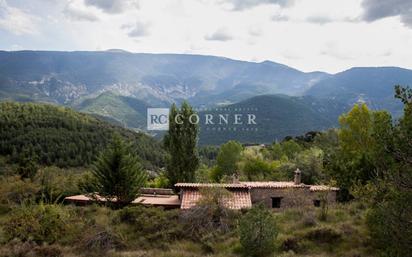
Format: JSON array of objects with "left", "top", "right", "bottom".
[
  {"left": 313, "top": 200, "right": 321, "bottom": 207},
  {"left": 271, "top": 197, "right": 282, "bottom": 208}
]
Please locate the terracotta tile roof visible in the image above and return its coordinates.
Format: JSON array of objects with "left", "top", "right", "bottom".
[
  {"left": 180, "top": 189, "right": 252, "bottom": 210},
  {"left": 175, "top": 182, "right": 338, "bottom": 190},
  {"left": 175, "top": 183, "right": 249, "bottom": 189},
  {"left": 133, "top": 194, "right": 180, "bottom": 206},
  {"left": 64, "top": 191, "right": 181, "bottom": 207},
  {"left": 241, "top": 181, "right": 307, "bottom": 188},
  {"left": 309, "top": 185, "right": 339, "bottom": 192}
]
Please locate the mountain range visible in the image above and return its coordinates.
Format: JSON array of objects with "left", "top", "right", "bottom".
[{"left": 1, "top": 50, "right": 411, "bottom": 144}]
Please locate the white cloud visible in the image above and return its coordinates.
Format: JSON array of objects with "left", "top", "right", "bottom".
[
  {"left": 205, "top": 28, "right": 233, "bottom": 41},
  {"left": 84, "top": 0, "right": 139, "bottom": 14},
  {"left": 122, "top": 21, "right": 150, "bottom": 37},
  {"left": 64, "top": 1, "right": 99, "bottom": 22},
  {"left": 306, "top": 15, "right": 334, "bottom": 25},
  {"left": 249, "top": 25, "right": 263, "bottom": 36},
  {"left": 272, "top": 13, "right": 289, "bottom": 21},
  {"left": 0, "top": 0, "right": 39, "bottom": 35},
  {"left": 221, "top": 0, "right": 294, "bottom": 11}
]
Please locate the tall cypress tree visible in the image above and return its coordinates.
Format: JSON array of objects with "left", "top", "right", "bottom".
[{"left": 164, "top": 101, "right": 199, "bottom": 187}]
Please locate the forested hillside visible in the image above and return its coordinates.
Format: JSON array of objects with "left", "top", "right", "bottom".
[
  {"left": 74, "top": 91, "right": 150, "bottom": 130},
  {"left": 199, "top": 95, "right": 346, "bottom": 144},
  {"left": 0, "top": 102, "right": 165, "bottom": 169}
]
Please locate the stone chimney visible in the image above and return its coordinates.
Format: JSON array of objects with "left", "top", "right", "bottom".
[
  {"left": 294, "top": 168, "right": 301, "bottom": 185},
  {"left": 232, "top": 173, "right": 240, "bottom": 184}
]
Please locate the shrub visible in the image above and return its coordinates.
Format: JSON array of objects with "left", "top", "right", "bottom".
[
  {"left": 0, "top": 176, "right": 39, "bottom": 205},
  {"left": 300, "top": 212, "right": 317, "bottom": 227},
  {"left": 0, "top": 239, "right": 63, "bottom": 257},
  {"left": 3, "top": 204, "right": 69, "bottom": 244},
  {"left": 366, "top": 191, "right": 412, "bottom": 257},
  {"left": 31, "top": 245, "right": 63, "bottom": 257},
  {"left": 304, "top": 227, "right": 341, "bottom": 244},
  {"left": 180, "top": 188, "right": 238, "bottom": 237},
  {"left": 0, "top": 239, "right": 36, "bottom": 257},
  {"left": 180, "top": 188, "right": 239, "bottom": 253},
  {"left": 34, "top": 166, "right": 82, "bottom": 203},
  {"left": 239, "top": 205, "right": 278, "bottom": 257},
  {"left": 280, "top": 237, "right": 301, "bottom": 252},
  {"left": 80, "top": 226, "right": 125, "bottom": 253},
  {"left": 114, "top": 206, "right": 184, "bottom": 246}
]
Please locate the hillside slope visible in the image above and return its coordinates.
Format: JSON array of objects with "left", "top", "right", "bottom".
[
  {"left": 74, "top": 92, "right": 149, "bottom": 130},
  {"left": 0, "top": 102, "right": 165, "bottom": 169},
  {"left": 199, "top": 95, "right": 346, "bottom": 145},
  {"left": 305, "top": 67, "right": 412, "bottom": 116}
]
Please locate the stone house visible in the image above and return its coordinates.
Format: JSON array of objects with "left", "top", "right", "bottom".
[
  {"left": 64, "top": 169, "right": 338, "bottom": 210},
  {"left": 175, "top": 169, "right": 338, "bottom": 210}
]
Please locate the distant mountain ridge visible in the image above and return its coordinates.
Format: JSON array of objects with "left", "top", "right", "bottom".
[
  {"left": 0, "top": 50, "right": 329, "bottom": 107},
  {"left": 1, "top": 50, "right": 412, "bottom": 144},
  {"left": 305, "top": 67, "right": 412, "bottom": 117}
]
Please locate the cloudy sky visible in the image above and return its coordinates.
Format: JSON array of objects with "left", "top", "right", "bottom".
[{"left": 1, "top": 0, "right": 412, "bottom": 73}]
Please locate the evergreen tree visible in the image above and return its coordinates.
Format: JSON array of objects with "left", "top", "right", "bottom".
[
  {"left": 164, "top": 102, "right": 199, "bottom": 187},
  {"left": 366, "top": 86, "right": 412, "bottom": 256},
  {"left": 91, "top": 135, "right": 147, "bottom": 207},
  {"left": 212, "top": 140, "right": 242, "bottom": 181}
]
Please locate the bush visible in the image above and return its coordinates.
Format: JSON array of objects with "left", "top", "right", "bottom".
[
  {"left": 180, "top": 188, "right": 239, "bottom": 253},
  {"left": 280, "top": 237, "right": 301, "bottom": 252},
  {"left": 0, "top": 239, "right": 36, "bottom": 257},
  {"left": 304, "top": 227, "right": 341, "bottom": 244},
  {"left": 366, "top": 191, "right": 412, "bottom": 257},
  {"left": 0, "top": 239, "right": 63, "bottom": 257},
  {"left": 300, "top": 212, "right": 317, "bottom": 227},
  {"left": 3, "top": 204, "right": 69, "bottom": 244},
  {"left": 80, "top": 226, "right": 125, "bottom": 253},
  {"left": 34, "top": 166, "right": 82, "bottom": 203},
  {"left": 239, "top": 205, "right": 278, "bottom": 257},
  {"left": 0, "top": 176, "right": 39, "bottom": 205},
  {"left": 31, "top": 245, "right": 63, "bottom": 257},
  {"left": 180, "top": 188, "right": 238, "bottom": 237},
  {"left": 114, "top": 206, "right": 184, "bottom": 246}
]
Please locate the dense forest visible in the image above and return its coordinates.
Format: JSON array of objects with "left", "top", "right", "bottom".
[{"left": 0, "top": 102, "right": 165, "bottom": 170}]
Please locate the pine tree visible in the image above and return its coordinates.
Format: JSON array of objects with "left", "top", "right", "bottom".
[
  {"left": 91, "top": 134, "right": 147, "bottom": 207},
  {"left": 164, "top": 102, "right": 199, "bottom": 187}
]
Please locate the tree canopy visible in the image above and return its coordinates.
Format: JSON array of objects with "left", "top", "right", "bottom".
[
  {"left": 90, "top": 135, "right": 147, "bottom": 207},
  {"left": 164, "top": 102, "right": 200, "bottom": 187}
]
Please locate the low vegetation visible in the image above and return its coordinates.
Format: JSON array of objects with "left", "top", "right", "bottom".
[{"left": 0, "top": 201, "right": 377, "bottom": 257}]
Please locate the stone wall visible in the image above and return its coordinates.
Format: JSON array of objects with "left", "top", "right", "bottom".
[{"left": 249, "top": 187, "right": 336, "bottom": 210}]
